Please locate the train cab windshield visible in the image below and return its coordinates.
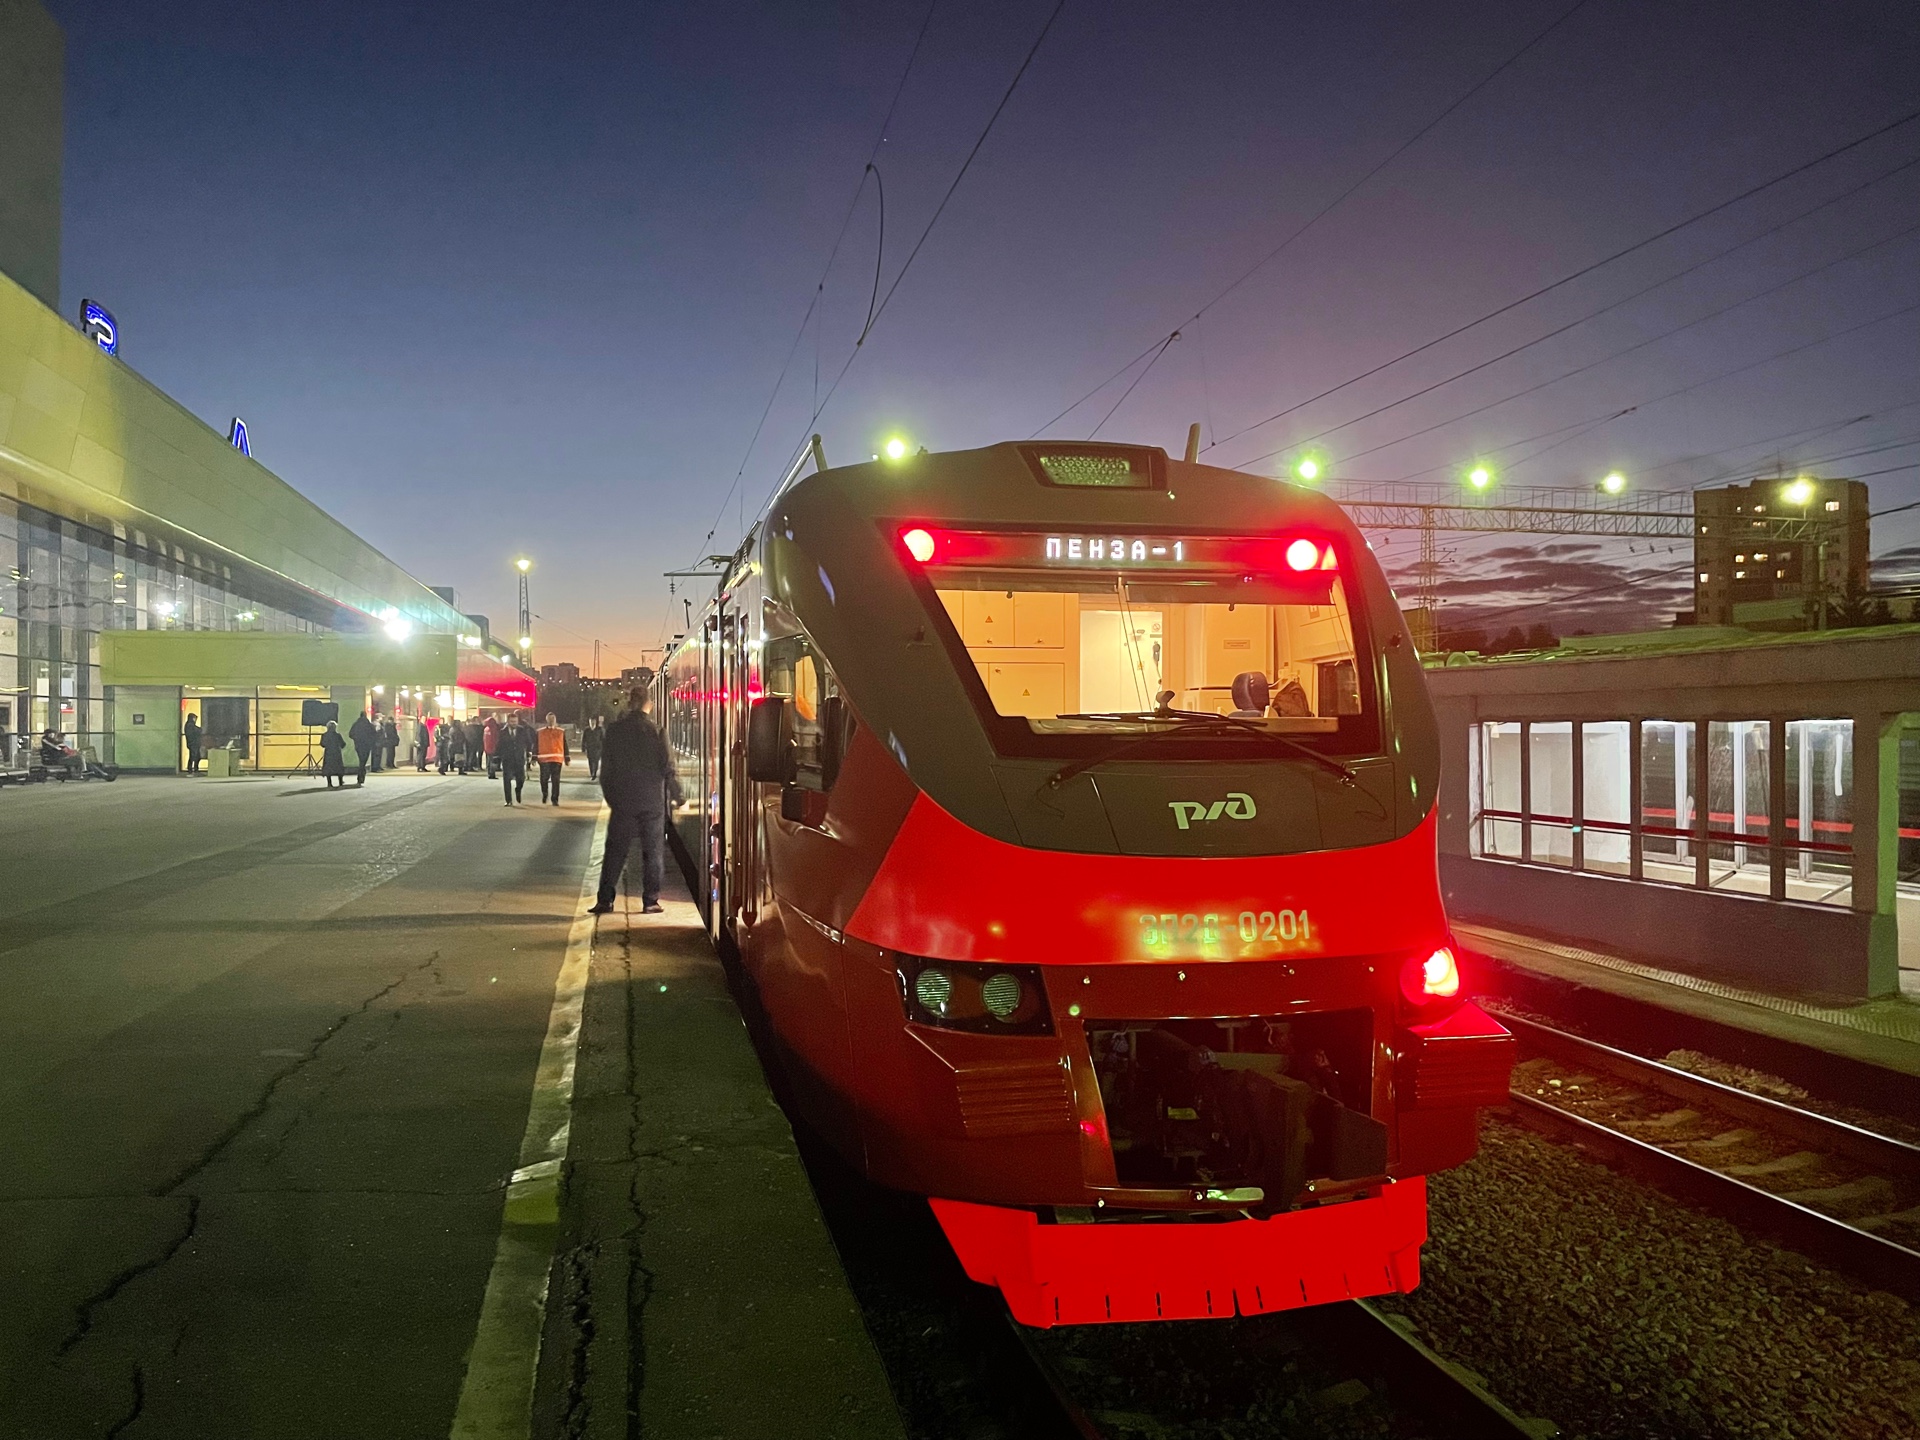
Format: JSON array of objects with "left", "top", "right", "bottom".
[{"left": 900, "top": 524, "right": 1378, "bottom": 757}]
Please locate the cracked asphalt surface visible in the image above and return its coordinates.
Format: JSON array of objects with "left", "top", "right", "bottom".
[{"left": 0, "top": 771, "right": 595, "bottom": 1438}]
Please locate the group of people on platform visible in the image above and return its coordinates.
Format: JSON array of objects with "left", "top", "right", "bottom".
[
  {"left": 315, "top": 709, "right": 610, "bottom": 808},
  {"left": 316, "top": 690, "right": 677, "bottom": 914}
]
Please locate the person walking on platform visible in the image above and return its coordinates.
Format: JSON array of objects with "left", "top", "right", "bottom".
[
  {"left": 536, "top": 713, "right": 569, "bottom": 805},
  {"left": 497, "top": 711, "right": 528, "bottom": 805},
  {"left": 467, "top": 718, "right": 485, "bottom": 775},
  {"left": 320, "top": 720, "right": 347, "bottom": 789},
  {"left": 583, "top": 715, "right": 604, "bottom": 781},
  {"left": 483, "top": 715, "right": 501, "bottom": 778},
  {"left": 348, "top": 710, "right": 379, "bottom": 786},
  {"left": 382, "top": 714, "right": 400, "bottom": 770},
  {"left": 366, "top": 714, "right": 383, "bottom": 773},
  {"left": 437, "top": 718, "right": 460, "bottom": 775},
  {"left": 415, "top": 717, "right": 432, "bottom": 771},
  {"left": 589, "top": 689, "right": 681, "bottom": 916},
  {"left": 183, "top": 713, "right": 204, "bottom": 775}
]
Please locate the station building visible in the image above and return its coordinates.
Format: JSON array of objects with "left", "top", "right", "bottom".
[
  {"left": 0, "top": 0, "right": 532, "bottom": 773},
  {"left": 1428, "top": 625, "right": 1920, "bottom": 1001}
]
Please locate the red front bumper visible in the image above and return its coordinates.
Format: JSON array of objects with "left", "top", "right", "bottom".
[{"left": 932, "top": 1176, "right": 1426, "bottom": 1327}]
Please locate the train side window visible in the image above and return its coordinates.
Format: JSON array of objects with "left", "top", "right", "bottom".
[{"left": 763, "top": 629, "right": 848, "bottom": 792}]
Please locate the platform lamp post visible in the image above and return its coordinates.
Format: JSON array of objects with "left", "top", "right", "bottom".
[{"left": 514, "top": 557, "right": 533, "bottom": 667}]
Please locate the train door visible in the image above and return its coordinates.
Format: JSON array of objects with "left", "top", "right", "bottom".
[
  {"left": 725, "top": 595, "right": 760, "bottom": 947},
  {"left": 702, "top": 610, "right": 724, "bottom": 940}
]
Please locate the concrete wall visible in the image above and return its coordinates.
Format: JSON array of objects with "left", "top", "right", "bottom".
[
  {"left": 1441, "top": 854, "right": 1882, "bottom": 999},
  {"left": 111, "top": 685, "right": 181, "bottom": 772},
  {"left": 0, "top": 0, "right": 61, "bottom": 310}
]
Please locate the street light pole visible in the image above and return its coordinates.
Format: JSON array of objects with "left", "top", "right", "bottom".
[{"left": 514, "top": 558, "right": 533, "bottom": 665}]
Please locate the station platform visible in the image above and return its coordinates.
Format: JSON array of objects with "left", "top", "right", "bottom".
[
  {"left": 536, "top": 887, "right": 907, "bottom": 1440},
  {"left": 1462, "top": 920, "right": 1920, "bottom": 1088}
]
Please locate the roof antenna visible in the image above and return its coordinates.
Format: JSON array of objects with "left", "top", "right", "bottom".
[
  {"left": 810, "top": 434, "right": 828, "bottom": 472},
  {"left": 1183, "top": 423, "right": 1201, "bottom": 463}
]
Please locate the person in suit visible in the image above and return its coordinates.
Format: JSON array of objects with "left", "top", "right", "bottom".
[{"left": 183, "top": 713, "right": 204, "bottom": 775}]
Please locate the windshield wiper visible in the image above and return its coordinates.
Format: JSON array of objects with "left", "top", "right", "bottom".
[{"left": 1043, "top": 708, "right": 1359, "bottom": 791}]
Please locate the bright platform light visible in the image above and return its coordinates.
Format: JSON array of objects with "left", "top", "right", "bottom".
[
  {"left": 1466, "top": 464, "right": 1493, "bottom": 490},
  {"left": 1600, "top": 471, "right": 1627, "bottom": 495},
  {"left": 883, "top": 436, "right": 911, "bottom": 462},
  {"left": 1295, "top": 456, "right": 1321, "bottom": 481},
  {"left": 1783, "top": 478, "right": 1815, "bottom": 507}
]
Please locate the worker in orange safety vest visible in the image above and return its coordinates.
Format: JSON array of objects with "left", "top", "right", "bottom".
[{"left": 536, "top": 713, "right": 571, "bottom": 806}]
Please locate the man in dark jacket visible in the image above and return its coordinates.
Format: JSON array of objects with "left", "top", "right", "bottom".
[
  {"left": 183, "top": 713, "right": 204, "bottom": 775},
  {"left": 496, "top": 711, "right": 529, "bottom": 805},
  {"left": 348, "top": 711, "right": 379, "bottom": 786},
  {"left": 582, "top": 716, "right": 605, "bottom": 780},
  {"left": 382, "top": 715, "right": 400, "bottom": 770},
  {"left": 589, "top": 690, "right": 682, "bottom": 915}
]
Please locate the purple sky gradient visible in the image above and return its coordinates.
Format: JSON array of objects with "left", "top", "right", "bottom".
[{"left": 47, "top": 0, "right": 1920, "bottom": 667}]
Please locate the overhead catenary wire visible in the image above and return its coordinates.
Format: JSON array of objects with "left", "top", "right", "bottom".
[
  {"left": 753, "top": 0, "right": 1070, "bottom": 520},
  {"left": 1303, "top": 234, "right": 1920, "bottom": 473},
  {"left": 1029, "top": 0, "right": 1596, "bottom": 437},
  {"left": 658, "top": 2, "right": 941, "bottom": 649},
  {"left": 1282, "top": 164, "right": 1920, "bottom": 470},
  {"left": 682, "top": 0, "right": 940, "bottom": 571},
  {"left": 1206, "top": 106, "right": 1920, "bottom": 459},
  {"left": 1249, "top": 178, "right": 1920, "bottom": 471}
]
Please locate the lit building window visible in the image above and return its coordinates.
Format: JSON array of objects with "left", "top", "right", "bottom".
[
  {"left": 1753, "top": 504, "right": 1765, "bottom": 514},
  {"left": 1735, "top": 554, "right": 1746, "bottom": 563},
  {"left": 1698, "top": 572, "right": 1710, "bottom": 583},
  {"left": 1754, "top": 552, "right": 1768, "bottom": 561},
  {"left": 1735, "top": 570, "right": 1746, "bottom": 579},
  {"left": 1776, "top": 569, "right": 1786, "bottom": 578},
  {"left": 1825, "top": 500, "right": 1841, "bottom": 512}
]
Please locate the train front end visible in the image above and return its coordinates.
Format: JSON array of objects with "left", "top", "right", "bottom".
[{"left": 710, "top": 441, "right": 1514, "bottom": 1327}]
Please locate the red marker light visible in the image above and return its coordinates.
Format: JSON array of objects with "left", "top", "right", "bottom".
[
  {"left": 1285, "top": 537, "right": 1320, "bottom": 572},
  {"left": 901, "top": 527, "right": 937, "bottom": 563},
  {"left": 1401, "top": 946, "right": 1461, "bottom": 1006}
]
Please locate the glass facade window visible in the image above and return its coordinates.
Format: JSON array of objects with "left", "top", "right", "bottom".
[
  {"left": 1581, "top": 721, "right": 1633, "bottom": 876},
  {"left": 1471, "top": 717, "right": 1856, "bottom": 910},
  {"left": 1527, "top": 722, "right": 1574, "bottom": 867},
  {"left": 1478, "top": 721, "right": 1522, "bottom": 859},
  {"left": 1786, "top": 719, "right": 1853, "bottom": 901},
  {"left": 2, "top": 496, "right": 331, "bottom": 766},
  {"left": 1639, "top": 720, "right": 1695, "bottom": 877}
]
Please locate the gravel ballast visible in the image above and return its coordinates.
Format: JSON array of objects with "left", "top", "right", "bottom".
[{"left": 1378, "top": 1116, "right": 1920, "bottom": 1440}]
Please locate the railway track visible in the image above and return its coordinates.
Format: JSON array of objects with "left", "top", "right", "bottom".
[
  {"left": 1010, "top": 1295, "right": 1550, "bottom": 1439},
  {"left": 1503, "top": 1012, "right": 1920, "bottom": 1300}
]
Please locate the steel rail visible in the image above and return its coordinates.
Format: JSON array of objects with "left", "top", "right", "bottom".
[
  {"left": 1327, "top": 1300, "right": 1551, "bottom": 1438},
  {"left": 1503, "top": 1013, "right": 1920, "bottom": 1182},
  {"left": 1505, "top": 1022, "right": 1920, "bottom": 1300}
]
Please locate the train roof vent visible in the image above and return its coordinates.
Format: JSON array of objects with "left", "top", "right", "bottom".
[{"left": 1017, "top": 442, "right": 1165, "bottom": 491}]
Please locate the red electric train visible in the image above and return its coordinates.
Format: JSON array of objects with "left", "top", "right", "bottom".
[{"left": 659, "top": 440, "right": 1514, "bottom": 1328}]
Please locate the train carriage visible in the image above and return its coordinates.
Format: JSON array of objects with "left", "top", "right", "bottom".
[{"left": 661, "top": 439, "right": 1514, "bottom": 1327}]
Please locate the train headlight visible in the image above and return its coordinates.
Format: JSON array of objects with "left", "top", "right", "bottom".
[
  {"left": 915, "top": 967, "right": 954, "bottom": 1017},
  {"left": 896, "top": 955, "right": 1052, "bottom": 1035},
  {"left": 980, "top": 972, "right": 1023, "bottom": 1019}
]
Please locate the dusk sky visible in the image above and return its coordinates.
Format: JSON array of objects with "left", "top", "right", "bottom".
[{"left": 45, "top": 0, "right": 1920, "bottom": 663}]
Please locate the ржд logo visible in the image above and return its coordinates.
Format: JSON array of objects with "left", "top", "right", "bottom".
[{"left": 1167, "top": 792, "right": 1258, "bottom": 830}]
